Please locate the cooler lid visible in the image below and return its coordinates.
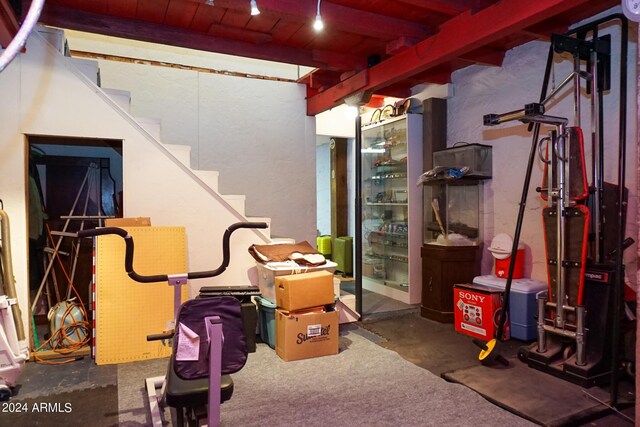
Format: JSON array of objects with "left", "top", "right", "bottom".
[
  {"left": 472, "top": 275, "right": 547, "bottom": 292},
  {"left": 488, "top": 233, "right": 524, "bottom": 259}
]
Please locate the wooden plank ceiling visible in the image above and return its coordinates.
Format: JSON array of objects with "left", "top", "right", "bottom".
[{"left": 7, "top": 0, "right": 620, "bottom": 114}]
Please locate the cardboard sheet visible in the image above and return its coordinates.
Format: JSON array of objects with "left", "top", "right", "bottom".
[{"left": 95, "top": 226, "right": 187, "bottom": 364}]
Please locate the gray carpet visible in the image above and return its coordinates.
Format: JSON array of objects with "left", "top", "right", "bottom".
[{"left": 219, "top": 326, "right": 534, "bottom": 426}]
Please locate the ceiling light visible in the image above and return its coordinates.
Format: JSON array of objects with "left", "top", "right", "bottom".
[
  {"left": 205, "top": 0, "right": 213, "bottom": 5},
  {"left": 250, "top": 0, "right": 260, "bottom": 16},
  {"left": 313, "top": 0, "right": 324, "bottom": 31}
]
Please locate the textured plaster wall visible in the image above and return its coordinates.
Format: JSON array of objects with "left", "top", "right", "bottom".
[
  {"left": 69, "top": 33, "right": 316, "bottom": 244},
  {"left": 448, "top": 28, "right": 637, "bottom": 288},
  {"left": 0, "top": 32, "right": 284, "bottom": 332}
]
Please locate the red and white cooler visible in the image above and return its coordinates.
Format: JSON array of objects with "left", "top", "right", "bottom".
[{"left": 488, "top": 233, "right": 525, "bottom": 279}]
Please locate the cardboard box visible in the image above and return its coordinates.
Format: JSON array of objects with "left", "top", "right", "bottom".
[
  {"left": 275, "top": 270, "right": 335, "bottom": 311},
  {"left": 453, "top": 283, "right": 509, "bottom": 341},
  {"left": 275, "top": 308, "right": 339, "bottom": 361},
  {"left": 255, "top": 261, "right": 337, "bottom": 303},
  {"left": 105, "top": 217, "right": 151, "bottom": 227}
]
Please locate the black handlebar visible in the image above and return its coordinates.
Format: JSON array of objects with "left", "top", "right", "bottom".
[{"left": 77, "top": 221, "right": 268, "bottom": 283}]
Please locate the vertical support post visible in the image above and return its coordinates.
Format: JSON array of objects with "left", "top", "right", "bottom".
[
  {"left": 590, "top": 34, "right": 603, "bottom": 263},
  {"left": 554, "top": 126, "right": 567, "bottom": 328},
  {"left": 575, "top": 305, "right": 587, "bottom": 366},
  {"left": 355, "top": 115, "right": 363, "bottom": 317},
  {"left": 168, "top": 274, "right": 188, "bottom": 328},
  {"left": 205, "top": 316, "right": 223, "bottom": 427},
  {"left": 537, "top": 292, "right": 547, "bottom": 353}
]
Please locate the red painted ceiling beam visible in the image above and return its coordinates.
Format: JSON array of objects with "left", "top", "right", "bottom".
[
  {"left": 200, "top": 0, "right": 430, "bottom": 40},
  {"left": 395, "top": 0, "right": 485, "bottom": 16},
  {"left": 307, "top": 0, "right": 592, "bottom": 115},
  {"left": 0, "top": 0, "right": 19, "bottom": 48},
  {"left": 38, "top": 3, "right": 366, "bottom": 71}
]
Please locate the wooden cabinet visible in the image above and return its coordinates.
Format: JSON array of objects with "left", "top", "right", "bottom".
[{"left": 420, "top": 244, "right": 481, "bottom": 322}]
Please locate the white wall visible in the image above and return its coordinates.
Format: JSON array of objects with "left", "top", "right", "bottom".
[
  {"left": 73, "top": 33, "right": 316, "bottom": 243},
  {"left": 448, "top": 22, "right": 637, "bottom": 287},
  {"left": 0, "top": 30, "right": 317, "bottom": 333},
  {"left": 317, "top": 14, "right": 638, "bottom": 291}
]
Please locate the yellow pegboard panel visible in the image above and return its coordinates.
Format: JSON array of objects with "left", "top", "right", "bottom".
[{"left": 95, "top": 226, "right": 188, "bottom": 365}]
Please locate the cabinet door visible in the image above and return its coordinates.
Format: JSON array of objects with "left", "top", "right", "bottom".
[{"left": 361, "top": 118, "right": 409, "bottom": 291}]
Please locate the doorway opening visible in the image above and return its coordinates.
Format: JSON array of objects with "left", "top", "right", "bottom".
[{"left": 27, "top": 135, "right": 123, "bottom": 357}]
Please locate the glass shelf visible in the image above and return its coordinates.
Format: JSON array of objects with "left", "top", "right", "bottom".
[{"left": 360, "top": 113, "right": 422, "bottom": 304}]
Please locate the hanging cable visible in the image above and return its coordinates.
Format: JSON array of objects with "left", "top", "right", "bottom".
[
  {"left": 313, "top": 0, "right": 324, "bottom": 31},
  {"left": 0, "top": 0, "right": 45, "bottom": 74}
]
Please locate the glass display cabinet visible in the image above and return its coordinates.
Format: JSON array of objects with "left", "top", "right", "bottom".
[
  {"left": 360, "top": 114, "right": 422, "bottom": 304},
  {"left": 421, "top": 178, "right": 485, "bottom": 322},
  {"left": 423, "top": 181, "right": 481, "bottom": 246}
]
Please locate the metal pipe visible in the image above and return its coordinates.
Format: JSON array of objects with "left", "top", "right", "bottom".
[
  {"left": 354, "top": 115, "right": 363, "bottom": 317},
  {"left": 0, "top": 0, "right": 46, "bottom": 73},
  {"left": 573, "top": 55, "right": 581, "bottom": 128},
  {"left": 555, "top": 126, "right": 567, "bottom": 328},
  {"left": 495, "top": 121, "right": 543, "bottom": 341},
  {"left": 541, "top": 71, "right": 591, "bottom": 107},
  {"left": 545, "top": 301, "right": 576, "bottom": 312},
  {"left": 590, "top": 30, "right": 602, "bottom": 263},
  {"left": 537, "top": 292, "right": 547, "bottom": 352},
  {"left": 543, "top": 325, "right": 577, "bottom": 339},
  {"left": 610, "top": 15, "right": 628, "bottom": 407},
  {"left": 575, "top": 305, "right": 586, "bottom": 366},
  {"left": 0, "top": 209, "right": 25, "bottom": 341}
]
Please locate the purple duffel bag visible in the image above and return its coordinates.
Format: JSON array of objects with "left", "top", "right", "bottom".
[{"left": 172, "top": 296, "right": 248, "bottom": 380}]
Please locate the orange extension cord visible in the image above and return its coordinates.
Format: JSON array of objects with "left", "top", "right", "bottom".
[{"left": 33, "top": 225, "right": 91, "bottom": 364}]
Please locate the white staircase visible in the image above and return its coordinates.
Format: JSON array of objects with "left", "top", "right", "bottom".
[
  {"left": 100, "top": 87, "right": 272, "bottom": 239},
  {"left": 36, "top": 26, "right": 277, "bottom": 292}
]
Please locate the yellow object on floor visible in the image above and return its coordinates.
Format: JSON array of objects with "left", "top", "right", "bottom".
[{"left": 94, "top": 226, "right": 187, "bottom": 365}]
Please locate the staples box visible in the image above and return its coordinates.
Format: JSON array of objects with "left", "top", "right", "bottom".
[
  {"left": 275, "top": 308, "right": 339, "bottom": 361},
  {"left": 453, "top": 283, "right": 509, "bottom": 341},
  {"left": 275, "top": 270, "right": 335, "bottom": 312}
]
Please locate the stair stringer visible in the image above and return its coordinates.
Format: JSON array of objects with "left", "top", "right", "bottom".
[{"left": 52, "top": 34, "right": 271, "bottom": 294}]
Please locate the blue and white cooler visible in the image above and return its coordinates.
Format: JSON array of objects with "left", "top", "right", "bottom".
[{"left": 472, "top": 275, "right": 547, "bottom": 341}]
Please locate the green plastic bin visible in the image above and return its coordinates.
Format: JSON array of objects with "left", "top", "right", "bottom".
[{"left": 256, "top": 296, "right": 277, "bottom": 349}]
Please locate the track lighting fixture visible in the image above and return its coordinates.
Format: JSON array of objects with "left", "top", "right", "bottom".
[
  {"left": 250, "top": 0, "right": 260, "bottom": 16},
  {"left": 313, "top": 0, "right": 324, "bottom": 31}
]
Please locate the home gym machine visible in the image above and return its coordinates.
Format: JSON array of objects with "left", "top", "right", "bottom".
[
  {"left": 479, "top": 13, "right": 632, "bottom": 402},
  {"left": 78, "top": 221, "right": 267, "bottom": 427}
]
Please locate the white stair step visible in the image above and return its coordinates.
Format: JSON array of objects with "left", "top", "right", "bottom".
[
  {"left": 66, "top": 57, "right": 100, "bottom": 85},
  {"left": 102, "top": 88, "right": 131, "bottom": 112},
  {"left": 193, "top": 170, "right": 220, "bottom": 192},
  {"left": 137, "top": 117, "right": 163, "bottom": 141},
  {"left": 163, "top": 143, "right": 191, "bottom": 167},
  {"left": 222, "top": 195, "right": 245, "bottom": 215},
  {"left": 36, "top": 26, "right": 65, "bottom": 54}
]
